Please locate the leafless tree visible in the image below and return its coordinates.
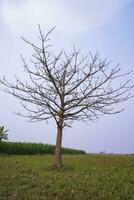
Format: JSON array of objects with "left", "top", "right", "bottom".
[{"left": 0, "top": 26, "right": 133, "bottom": 169}]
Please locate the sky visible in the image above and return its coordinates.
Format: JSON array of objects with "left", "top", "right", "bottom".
[{"left": 0, "top": 0, "right": 134, "bottom": 154}]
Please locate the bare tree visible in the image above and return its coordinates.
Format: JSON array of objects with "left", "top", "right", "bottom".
[{"left": 0, "top": 26, "right": 133, "bottom": 169}]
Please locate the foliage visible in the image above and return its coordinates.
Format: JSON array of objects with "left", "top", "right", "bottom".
[
  {"left": 0, "top": 154, "right": 134, "bottom": 200},
  {"left": 0, "top": 142, "right": 85, "bottom": 155},
  {"left": 0, "top": 126, "right": 8, "bottom": 142}
]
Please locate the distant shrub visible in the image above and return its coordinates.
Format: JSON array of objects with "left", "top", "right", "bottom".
[
  {"left": 0, "top": 126, "right": 8, "bottom": 142},
  {"left": 0, "top": 142, "right": 86, "bottom": 155}
]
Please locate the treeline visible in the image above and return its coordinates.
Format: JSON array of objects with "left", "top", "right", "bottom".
[{"left": 0, "top": 142, "right": 86, "bottom": 155}]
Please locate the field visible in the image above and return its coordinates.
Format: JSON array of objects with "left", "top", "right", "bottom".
[
  {"left": 0, "top": 142, "right": 85, "bottom": 155},
  {"left": 0, "top": 154, "right": 134, "bottom": 200}
]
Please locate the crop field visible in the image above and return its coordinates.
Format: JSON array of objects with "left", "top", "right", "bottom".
[
  {"left": 0, "top": 142, "right": 85, "bottom": 155},
  {"left": 0, "top": 154, "right": 134, "bottom": 200}
]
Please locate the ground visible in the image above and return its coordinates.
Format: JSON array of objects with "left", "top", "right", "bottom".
[{"left": 0, "top": 154, "right": 134, "bottom": 200}]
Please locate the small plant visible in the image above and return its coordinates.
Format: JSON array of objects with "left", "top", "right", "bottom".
[{"left": 0, "top": 126, "right": 8, "bottom": 142}]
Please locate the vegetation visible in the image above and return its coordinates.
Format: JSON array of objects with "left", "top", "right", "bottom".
[
  {"left": 0, "top": 26, "right": 133, "bottom": 169},
  {"left": 0, "top": 126, "right": 8, "bottom": 142},
  {"left": 0, "top": 154, "right": 134, "bottom": 199},
  {"left": 0, "top": 142, "right": 85, "bottom": 155}
]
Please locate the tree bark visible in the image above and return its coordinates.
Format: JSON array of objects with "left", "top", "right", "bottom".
[{"left": 54, "top": 125, "right": 63, "bottom": 169}]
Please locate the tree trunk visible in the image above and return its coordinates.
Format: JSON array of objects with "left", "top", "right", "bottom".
[{"left": 54, "top": 125, "right": 63, "bottom": 169}]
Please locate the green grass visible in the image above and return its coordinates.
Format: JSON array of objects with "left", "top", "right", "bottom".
[{"left": 0, "top": 154, "right": 134, "bottom": 200}]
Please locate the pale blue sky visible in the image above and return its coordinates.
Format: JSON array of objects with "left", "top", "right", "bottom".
[{"left": 0, "top": 0, "right": 134, "bottom": 153}]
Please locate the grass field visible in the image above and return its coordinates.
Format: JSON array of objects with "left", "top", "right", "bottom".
[{"left": 0, "top": 154, "right": 134, "bottom": 200}]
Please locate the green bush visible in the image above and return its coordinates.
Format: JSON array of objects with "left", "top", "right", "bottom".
[
  {"left": 0, "top": 126, "right": 8, "bottom": 142},
  {"left": 0, "top": 142, "right": 86, "bottom": 155}
]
